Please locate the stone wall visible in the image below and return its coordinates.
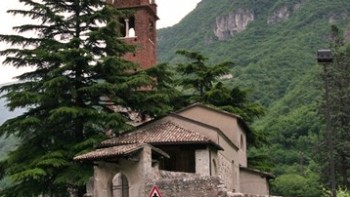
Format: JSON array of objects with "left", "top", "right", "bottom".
[
  {"left": 144, "top": 171, "right": 280, "bottom": 197},
  {"left": 218, "top": 153, "right": 236, "bottom": 192},
  {"left": 145, "top": 174, "right": 226, "bottom": 197}
]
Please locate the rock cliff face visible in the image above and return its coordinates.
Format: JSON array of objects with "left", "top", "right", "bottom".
[
  {"left": 267, "top": 3, "right": 301, "bottom": 25},
  {"left": 328, "top": 12, "right": 348, "bottom": 23},
  {"left": 267, "top": 6, "right": 290, "bottom": 25},
  {"left": 214, "top": 9, "right": 254, "bottom": 41}
]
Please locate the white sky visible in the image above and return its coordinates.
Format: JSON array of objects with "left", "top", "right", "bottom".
[{"left": 0, "top": 0, "right": 201, "bottom": 84}]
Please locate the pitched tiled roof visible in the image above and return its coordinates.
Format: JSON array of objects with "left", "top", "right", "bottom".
[
  {"left": 100, "top": 121, "right": 222, "bottom": 149},
  {"left": 74, "top": 144, "right": 142, "bottom": 161},
  {"left": 240, "top": 167, "right": 275, "bottom": 179},
  {"left": 74, "top": 143, "right": 170, "bottom": 162}
]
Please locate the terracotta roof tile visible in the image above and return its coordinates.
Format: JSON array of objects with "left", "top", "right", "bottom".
[
  {"left": 101, "top": 121, "right": 220, "bottom": 148},
  {"left": 74, "top": 144, "right": 141, "bottom": 161}
]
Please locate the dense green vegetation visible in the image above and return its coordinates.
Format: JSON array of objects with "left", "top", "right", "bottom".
[
  {"left": 0, "top": 1, "right": 172, "bottom": 196},
  {"left": 2, "top": 0, "right": 350, "bottom": 196},
  {"left": 158, "top": 0, "right": 350, "bottom": 196},
  {"left": 0, "top": 1, "right": 271, "bottom": 196},
  {"left": 172, "top": 50, "right": 265, "bottom": 146}
]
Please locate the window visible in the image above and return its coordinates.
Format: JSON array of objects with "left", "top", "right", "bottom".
[
  {"left": 240, "top": 134, "right": 244, "bottom": 150},
  {"left": 119, "top": 17, "right": 136, "bottom": 37}
]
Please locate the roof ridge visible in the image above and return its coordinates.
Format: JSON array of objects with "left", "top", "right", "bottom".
[{"left": 99, "top": 119, "right": 223, "bottom": 150}]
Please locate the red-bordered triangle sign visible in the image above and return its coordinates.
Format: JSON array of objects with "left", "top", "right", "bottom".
[{"left": 148, "top": 185, "right": 162, "bottom": 197}]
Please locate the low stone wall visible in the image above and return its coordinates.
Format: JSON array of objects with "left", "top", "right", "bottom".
[
  {"left": 228, "top": 194, "right": 281, "bottom": 197},
  {"left": 145, "top": 175, "right": 226, "bottom": 197},
  {"left": 144, "top": 171, "right": 281, "bottom": 197}
]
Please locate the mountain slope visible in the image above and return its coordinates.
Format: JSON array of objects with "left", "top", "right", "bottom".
[
  {"left": 159, "top": 0, "right": 349, "bottom": 105},
  {"left": 0, "top": 86, "right": 24, "bottom": 159},
  {"left": 157, "top": 0, "right": 350, "bottom": 195}
]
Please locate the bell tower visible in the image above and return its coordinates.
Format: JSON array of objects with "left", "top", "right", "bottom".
[{"left": 108, "top": 0, "right": 158, "bottom": 70}]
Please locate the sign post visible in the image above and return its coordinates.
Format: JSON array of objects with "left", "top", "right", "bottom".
[{"left": 148, "top": 185, "right": 162, "bottom": 197}]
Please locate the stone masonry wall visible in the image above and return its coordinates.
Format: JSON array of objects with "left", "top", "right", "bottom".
[
  {"left": 144, "top": 171, "right": 281, "bottom": 197},
  {"left": 218, "top": 153, "right": 236, "bottom": 192},
  {"left": 145, "top": 175, "right": 226, "bottom": 197}
]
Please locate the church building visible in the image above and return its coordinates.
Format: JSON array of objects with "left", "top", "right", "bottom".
[{"left": 74, "top": 1, "right": 274, "bottom": 196}]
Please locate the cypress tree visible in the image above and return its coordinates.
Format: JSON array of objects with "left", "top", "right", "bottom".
[{"left": 0, "top": 1, "right": 169, "bottom": 196}]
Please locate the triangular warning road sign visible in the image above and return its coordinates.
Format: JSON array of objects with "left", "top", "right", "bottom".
[{"left": 148, "top": 185, "right": 162, "bottom": 197}]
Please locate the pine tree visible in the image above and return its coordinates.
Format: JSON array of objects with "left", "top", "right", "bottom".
[
  {"left": 0, "top": 1, "right": 169, "bottom": 196},
  {"left": 175, "top": 50, "right": 264, "bottom": 121},
  {"left": 175, "top": 50, "right": 265, "bottom": 147}
]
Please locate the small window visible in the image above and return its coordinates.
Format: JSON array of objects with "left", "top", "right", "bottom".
[
  {"left": 119, "top": 16, "right": 136, "bottom": 37},
  {"left": 149, "top": 21, "right": 154, "bottom": 32},
  {"left": 212, "top": 159, "right": 218, "bottom": 175},
  {"left": 240, "top": 134, "right": 244, "bottom": 150}
]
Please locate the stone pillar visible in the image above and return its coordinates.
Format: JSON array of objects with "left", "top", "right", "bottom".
[
  {"left": 195, "top": 148, "right": 211, "bottom": 176},
  {"left": 140, "top": 145, "right": 153, "bottom": 177},
  {"left": 124, "top": 19, "right": 129, "bottom": 37},
  {"left": 85, "top": 177, "right": 94, "bottom": 197},
  {"left": 93, "top": 162, "right": 118, "bottom": 197}
]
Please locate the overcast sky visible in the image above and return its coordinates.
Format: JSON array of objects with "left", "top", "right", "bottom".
[{"left": 0, "top": 0, "right": 201, "bottom": 84}]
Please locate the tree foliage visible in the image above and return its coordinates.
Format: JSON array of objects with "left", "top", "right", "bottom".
[
  {"left": 174, "top": 50, "right": 266, "bottom": 148},
  {"left": 272, "top": 173, "right": 322, "bottom": 197},
  {"left": 0, "top": 1, "right": 169, "bottom": 196},
  {"left": 317, "top": 25, "right": 350, "bottom": 190},
  {"left": 157, "top": 0, "right": 350, "bottom": 196},
  {"left": 175, "top": 50, "right": 265, "bottom": 122}
]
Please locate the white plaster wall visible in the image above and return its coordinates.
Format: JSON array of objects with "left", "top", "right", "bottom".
[
  {"left": 178, "top": 106, "right": 240, "bottom": 146},
  {"left": 240, "top": 170, "right": 270, "bottom": 195},
  {"left": 177, "top": 106, "right": 248, "bottom": 167}
]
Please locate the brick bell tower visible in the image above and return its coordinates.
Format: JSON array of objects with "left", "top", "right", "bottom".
[{"left": 108, "top": 0, "right": 158, "bottom": 70}]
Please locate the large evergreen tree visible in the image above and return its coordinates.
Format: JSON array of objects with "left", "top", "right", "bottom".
[
  {"left": 0, "top": 1, "right": 169, "bottom": 196},
  {"left": 174, "top": 50, "right": 265, "bottom": 147}
]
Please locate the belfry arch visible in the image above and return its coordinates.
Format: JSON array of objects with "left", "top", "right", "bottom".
[
  {"left": 111, "top": 0, "right": 159, "bottom": 70},
  {"left": 119, "top": 16, "right": 136, "bottom": 38}
]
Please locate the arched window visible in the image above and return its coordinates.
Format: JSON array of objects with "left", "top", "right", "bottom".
[
  {"left": 129, "top": 28, "right": 136, "bottom": 37},
  {"left": 112, "top": 173, "right": 129, "bottom": 197},
  {"left": 119, "top": 17, "right": 136, "bottom": 37},
  {"left": 240, "top": 134, "right": 244, "bottom": 150},
  {"left": 212, "top": 159, "right": 218, "bottom": 176}
]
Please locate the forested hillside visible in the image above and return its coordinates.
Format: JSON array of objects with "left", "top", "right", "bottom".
[
  {"left": 158, "top": 0, "right": 350, "bottom": 196},
  {"left": 0, "top": 84, "right": 23, "bottom": 159},
  {"left": 0, "top": 87, "right": 23, "bottom": 189}
]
